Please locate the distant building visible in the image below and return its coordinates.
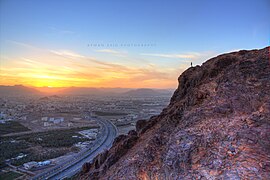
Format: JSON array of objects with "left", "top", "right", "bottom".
[
  {"left": 53, "top": 117, "right": 64, "bottom": 124},
  {"left": 23, "top": 160, "right": 51, "bottom": 169},
  {"left": 0, "top": 112, "right": 6, "bottom": 119},
  {"left": 15, "top": 154, "right": 27, "bottom": 160},
  {"left": 41, "top": 117, "right": 48, "bottom": 121},
  {"left": 23, "top": 161, "right": 38, "bottom": 169},
  {"left": 44, "top": 122, "right": 50, "bottom": 126},
  {"left": 0, "top": 120, "right": 5, "bottom": 124},
  {"left": 38, "top": 160, "right": 51, "bottom": 166}
]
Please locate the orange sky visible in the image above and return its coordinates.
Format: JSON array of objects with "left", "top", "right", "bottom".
[
  {"left": 0, "top": 41, "right": 217, "bottom": 89},
  {"left": 0, "top": 42, "right": 208, "bottom": 89},
  {"left": 1, "top": 1, "right": 269, "bottom": 90}
]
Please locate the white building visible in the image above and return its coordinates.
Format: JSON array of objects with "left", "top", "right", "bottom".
[
  {"left": 23, "top": 161, "right": 38, "bottom": 169},
  {"left": 44, "top": 122, "right": 50, "bottom": 126},
  {"left": 53, "top": 117, "right": 64, "bottom": 124},
  {"left": 38, "top": 160, "right": 51, "bottom": 166},
  {"left": 41, "top": 117, "right": 48, "bottom": 121},
  {"left": 0, "top": 112, "right": 6, "bottom": 119}
]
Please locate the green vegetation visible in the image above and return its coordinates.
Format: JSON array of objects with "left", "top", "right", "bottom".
[
  {"left": 16, "top": 128, "right": 91, "bottom": 148},
  {"left": 0, "top": 121, "right": 30, "bottom": 135},
  {"left": 0, "top": 126, "right": 99, "bottom": 167},
  {"left": 0, "top": 141, "right": 29, "bottom": 168},
  {"left": 93, "top": 111, "right": 127, "bottom": 116},
  {"left": 11, "top": 148, "right": 77, "bottom": 166},
  {"left": 0, "top": 171, "right": 22, "bottom": 180}
]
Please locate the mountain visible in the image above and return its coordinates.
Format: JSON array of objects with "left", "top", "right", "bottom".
[
  {"left": 34, "top": 86, "right": 67, "bottom": 94},
  {"left": 79, "top": 47, "right": 270, "bottom": 179},
  {"left": 0, "top": 85, "right": 41, "bottom": 97},
  {"left": 123, "top": 88, "right": 174, "bottom": 97},
  {"left": 57, "top": 87, "right": 132, "bottom": 96},
  {"left": 0, "top": 85, "right": 172, "bottom": 97},
  {"left": 49, "top": 87, "right": 173, "bottom": 97},
  {"left": 56, "top": 87, "right": 101, "bottom": 95}
]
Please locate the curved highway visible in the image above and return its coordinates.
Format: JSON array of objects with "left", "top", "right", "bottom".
[{"left": 32, "top": 118, "right": 117, "bottom": 180}]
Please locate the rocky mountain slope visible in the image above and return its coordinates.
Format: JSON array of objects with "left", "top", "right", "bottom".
[{"left": 79, "top": 47, "right": 270, "bottom": 179}]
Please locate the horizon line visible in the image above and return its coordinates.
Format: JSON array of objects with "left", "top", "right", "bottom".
[{"left": 0, "top": 84, "right": 175, "bottom": 90}]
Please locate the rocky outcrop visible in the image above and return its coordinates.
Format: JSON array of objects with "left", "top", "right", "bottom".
[
  {"left": 79, "top": 130, "right": 139, "bottom": 179},
  {"left": 79, "top": 47, "right": 270, "bottom": 179}
]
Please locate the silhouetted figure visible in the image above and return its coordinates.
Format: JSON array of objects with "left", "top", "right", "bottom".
[{"left": 191, "top": 62, "right": 193, "bottom": 67}]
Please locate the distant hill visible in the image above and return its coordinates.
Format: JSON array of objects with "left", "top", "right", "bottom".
[
  {"left": 56, "top": 87, "right": 173, "bottom": 97},
  {"left": 34, "top": 87, "right": 66, "bottom": 94},
  {"left": 39, "top": 95, "right": 61, "bottom": 101},
  {"left": 0, "top": 85, "right": 41, "bottom": 97},
  {"left": 123, "top": 88, "right": 174, "bottom": 97},
  {"left": 57, "top": 87, "right": 132, "bottom": 96},
  {"left": 0, "top": 85, "right": 173, "bottom": 97}
]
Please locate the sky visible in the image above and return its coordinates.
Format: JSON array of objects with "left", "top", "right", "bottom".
[{"left": 0, "top": 0, "right": 269, "bottom": 89}]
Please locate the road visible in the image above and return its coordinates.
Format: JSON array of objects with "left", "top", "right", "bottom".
[{"left": 31, "top": 118, "right": 117, "bottom": 180}]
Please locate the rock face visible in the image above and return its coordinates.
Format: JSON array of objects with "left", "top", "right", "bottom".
[{"left": 78, "top": 47, "right": 270, "bottom": 179}]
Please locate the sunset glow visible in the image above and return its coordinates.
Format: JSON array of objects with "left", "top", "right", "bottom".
[
  {"left": 0, "top": 0, "right": 269, "bottom": 89},
  {"left": 0, "top": 1, "right": 269, "bottom": 179},
  {"left": 0, "top": 41, "right": 200, "bottom": 88}
]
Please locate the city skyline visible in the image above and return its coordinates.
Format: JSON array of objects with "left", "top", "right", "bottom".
[{"left": 0, "top": 0, "right": 269, "bottom": 88}]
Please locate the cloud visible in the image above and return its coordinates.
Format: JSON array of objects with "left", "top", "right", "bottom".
[
  {"left": 50, "top": 50, "right": 85, "bottom": 58},
  {"left": 8, "top": 40, "right": 86, "bottom": 60},
  {"left": 141, "top": 51, "right": 218, "bottom": 67},
  {"left": 95, "top": 49, "right": 127, "bottom": 57},
  {"left": 87, "top": 58, "right": 131, "bottom": 71},
  {"left": 2, "top": 41, "right": 195, "bottom": 88},
  {"left": 8, "top": 40, "right": 45, "bottom": 52},
  {"left": 140, "top": 52, "right": 201, "bottom": 59}
]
